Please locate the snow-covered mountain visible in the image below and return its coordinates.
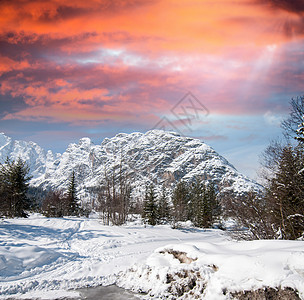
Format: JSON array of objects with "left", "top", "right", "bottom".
[
  {"left": 0, "top": 130, "right": 261, "bottom": 199},
  {"left": 0, "top": 132, "right": 60, "bottom": 180}
]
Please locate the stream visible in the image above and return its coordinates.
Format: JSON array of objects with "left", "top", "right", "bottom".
[{"left": 76, "top": 285, "right": 141, "bottom": 299}]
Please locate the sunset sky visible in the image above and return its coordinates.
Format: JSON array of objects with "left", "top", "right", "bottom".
[{"left": 0, "top": 0, "right": 303, "bottom": 178}]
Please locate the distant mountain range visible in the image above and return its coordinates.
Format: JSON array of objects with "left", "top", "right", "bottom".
[{"left": 0, "top": 130, "right": 261, "bottom": 200}]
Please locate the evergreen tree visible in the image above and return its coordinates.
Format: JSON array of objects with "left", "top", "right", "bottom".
[
  {"left": 204, "top": 182, "right": 220, "bottom": 227},
  {"left": 142, "top": 183, "right": 158, "bottom": 225},
  {"left": 189, "top": 180, "right": 204, "bottom": 227},
  {"left": 189, "top": 180, "right": 220, "bottom": 228},
  {"left": 0, "top": 157, "right": 31, "bottom": 218},
  {"left": 172, "top": 181, "right": 189, "bottom": 224},
  {"left": 224, "top": 96, "right": 304, "bottom": 240},
  {"left": 65, "top": 171, "right": 80, "bottom": 216},
  {"left": 266, "top": 146, "right": 304, "bottom": 239},
  {"left": 296, "top": 116, "right": 304, "bottom": 143},
  {"left": 157, "top": 184, "right": 171, "bottom": 224}
]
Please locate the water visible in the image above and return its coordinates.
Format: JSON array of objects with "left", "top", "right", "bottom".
[{"left": 77, "top": 285, "right": 141, "bottom": 300}]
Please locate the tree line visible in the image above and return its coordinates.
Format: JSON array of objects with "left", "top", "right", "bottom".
[
  {"left": 0, "top": 163, "right": 81, "bottom": 218},
  {"left": 142, "top": 180, "right": 220, "bottom": 228},
  {"left": 0, "top": 158, "right": 221, "bottom": 229},
  {"left": 225, "top": 95, "right": 304, "bottom": 240},
  {"left": 94, "top": 164, "right": 220, "bottom": 227}
]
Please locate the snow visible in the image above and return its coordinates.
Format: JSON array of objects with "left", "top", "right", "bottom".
[
  {"left": 0, "top": 131, "right": 262, "bottom": 200},
  {"left": 0, "top": 133, "right": 11, "bottom": 149},
  {"left": 0, "top": 215, "right": 303, "bottom": 299},
  {"left": 119, "top": 241, "right": 304, "bottom": 299}
]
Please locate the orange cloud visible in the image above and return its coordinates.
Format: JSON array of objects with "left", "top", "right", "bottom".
[
  {"left": 0, "top": 55, "right": 31, "bottom": 75},
  {"left": 1, "top": 0, "right": 303, "bottom": 55},
  {"left": 0, "top": 0, "right": 303, "bottom": 127}
]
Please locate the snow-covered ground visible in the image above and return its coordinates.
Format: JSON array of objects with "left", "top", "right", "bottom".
[{"left": 0, "top": 214, "right": 303, "bottom": 299}]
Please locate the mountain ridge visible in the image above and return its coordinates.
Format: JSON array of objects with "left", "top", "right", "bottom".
[{"left": 0, "top": 130, "right": 262, "bottom": 200}]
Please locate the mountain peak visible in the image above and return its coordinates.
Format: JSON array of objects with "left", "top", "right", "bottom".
[
  {"left": 0, "top": 132, "right": 11, "bottom": 148},
  {"left": 146, "top": 129, "right": 181, "bottom": 137},
  {"left": 78, "top": 137, "right": 93, "bottom": 147}
]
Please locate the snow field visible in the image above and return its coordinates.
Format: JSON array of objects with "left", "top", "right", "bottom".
[
  {"left": 0, "top": 214, "right": 303, "bottom": 299},
  {"left": 0, "top": 214, "right": 225, "bottom": 299}
]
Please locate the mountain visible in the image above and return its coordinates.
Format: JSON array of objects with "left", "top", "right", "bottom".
[
  {"left": 0, "top": 130, "right": 261, "bottom": 200},
  {"left": 0, "top": 132, "right": 60, "bottom": 180}
]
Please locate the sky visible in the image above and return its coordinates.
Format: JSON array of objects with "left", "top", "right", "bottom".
[{"left": 0, "top": 0, "right": 303, "bottom": 179}]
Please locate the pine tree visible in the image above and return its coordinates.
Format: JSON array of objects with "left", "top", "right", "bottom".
[
  {"left": 225, "top": 96, "right": 304, "bottom": 239},
  {"left": 296, "top": 116, "right": 304, "bottom": 143},
  {"left": 204, "top": 182, "right": 220, "bottom": 227},
  {"left": 189, "top": 180, "right": 204, "bottom": 227},
  {"left": 266, "top": 146, "right": 304, "bottom": 239},
  {"left": 0, "top": 159, "right": 10, "bottom": 216},
  {"left": 0, "top": 157, "right": 31, "bottom": 218},
  {"left": 189, "top": 180, "right": 219, "bottom": 228},
  {"left": 172, "top": 181, "right": 189, "bottom": 224},
  {"left": 142, "top": 183, "right": 158, "bottom": 225},
  {"left": 65, "top": 171, "right": 79, "bottom": 216},
  {"left": 157, "top": 184, "right": 171, "bottom": 224}
]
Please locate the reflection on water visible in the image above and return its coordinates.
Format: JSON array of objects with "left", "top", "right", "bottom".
[{"left": 77, "top": 285, "right": 141, "bottom": 300}]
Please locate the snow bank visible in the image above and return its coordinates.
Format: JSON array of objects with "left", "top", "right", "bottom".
[{"left": 118, "top": 240, "right": 304, "bottom": 299}]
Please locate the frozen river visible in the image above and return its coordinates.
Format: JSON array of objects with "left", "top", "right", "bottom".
[{"left": 77, "top": 285, "right": 139, "bottom": 300}]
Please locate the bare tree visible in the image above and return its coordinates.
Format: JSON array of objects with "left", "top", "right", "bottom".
[
  {"left": 97, "top": 162, "right": 132, "bottom": 225},
  {"left": 281, "top": 95, "right": 304, "bottom": 139},
  {"left": 226, "top": 144, "right": 304, "bottom": 240},
  {"left": 223, "top": 190, "right": 275, "bottom": 240},
  {"left": 41, "top": 190, "right": 65, "bottom": 217}
]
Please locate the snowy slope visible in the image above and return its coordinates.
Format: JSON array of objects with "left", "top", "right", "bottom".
[
  {"left": 0, "top": 131, "right": 261, "bottom": 198},
  {"left": 0, "top": 215, "right": 303, "bottom": 299}
]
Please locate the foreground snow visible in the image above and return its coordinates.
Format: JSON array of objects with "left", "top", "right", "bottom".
[
  {"left": 119, "top": 241, "right": 304, "bottom": 299},
  {"left": 0, "top": 215, "right": 303, "bottom": 299}
]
